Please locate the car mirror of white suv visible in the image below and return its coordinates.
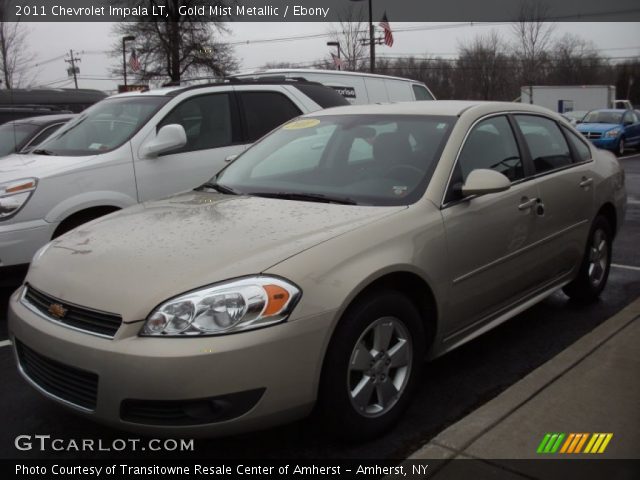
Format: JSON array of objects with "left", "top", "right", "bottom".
[{"left": 141, "top": 124, "right": 187, "bottom": 158}]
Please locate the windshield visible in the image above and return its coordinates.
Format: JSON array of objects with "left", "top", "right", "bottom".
[
  {"left": 0, "top": 123, "right": 39, "bottom": 156},
  {"left": 36, "top": 96, "right": 169, "bottom": 156},
  {"left": 214, "top": 114, "right": 455, "bottom": 206},
  {"left": 582, "top": 111, "right": 623, "bottom": 124}
]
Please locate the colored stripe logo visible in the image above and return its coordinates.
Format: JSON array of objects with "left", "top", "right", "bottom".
[{"left": 537, "top": 433, "right": 613, "bottom": 454}]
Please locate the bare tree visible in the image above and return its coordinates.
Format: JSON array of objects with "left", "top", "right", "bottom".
[
  {"left": 455, "top": 31, "right": 514, "bottom": 100},
  {"left": 0, "top": 2, "right": 32, "bottom": 88},
  {"left": 111, "top": 0, "right": 238, "bottom": 84},
  {"left": 326, "top": 6, "right": 367, "bottom": 71},
  {"left": 550, "top": 34, "right": 607, "bottom": 85},
  {"left": 511, "top": 0, "right": 555, "bottom": 85}
]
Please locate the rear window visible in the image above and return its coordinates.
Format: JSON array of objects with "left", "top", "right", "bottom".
[
  {"left": 412, "top": 84, "right": 434, "bottom": 101},
  {"left": 293, "top": 84, "right": 350, "bottom": 108}
]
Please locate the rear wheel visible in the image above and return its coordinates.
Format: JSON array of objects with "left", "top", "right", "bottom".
[
  {"left": 317, "top": 291, "right": 425, "bottom": 439},
  {"left": 563, "top": 215, "right": 612, "bottom": 302}
]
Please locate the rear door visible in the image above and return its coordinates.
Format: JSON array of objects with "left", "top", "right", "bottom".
[
  {"left": 441, "top": 115, "right": 541, "bottom": 338},
  {"left": 512, "top": 114, "right": 594, "bottom": 281},
  {"left": 234, "top": 87, "right": 303, "bottom": 143}
]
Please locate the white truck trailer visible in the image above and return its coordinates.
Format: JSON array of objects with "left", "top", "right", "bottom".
[{"left": 520, "top": 85, "right": 617, "bottom": 113}]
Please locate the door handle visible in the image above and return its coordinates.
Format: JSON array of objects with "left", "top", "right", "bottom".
[
  {"left": 518, "top": 197, "right": 538, "bottom": 211},
  {"left": 579, "top": 177, "right": 594, "bottom": 188}
]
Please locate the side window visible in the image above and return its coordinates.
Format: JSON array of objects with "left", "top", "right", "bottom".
[
  {"left": 238, "top": 92, "right": 301, "bottom": 142},
  {"left": 515, "top": 115, "right": 572, "bottom": 174},
  {"left": 158, "top": 93, "right": 232, "bottom": 154},
  {"left": 24, "top": 123, "right": 64, "bottom": 149},
  {"left": 563, "top": 127, "right": 592, "bottom": 162},
  {"left": 457, "top": 116, "right": 524, "bottom": 183},
  {"left": 412, "top": 84, "right": 434, "bottom": 101},
  {"left": 622, "top": 111, "right": 637, "bottom": 125}
]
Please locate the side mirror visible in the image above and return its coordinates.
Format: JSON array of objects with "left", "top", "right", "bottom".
[
  {"left": 141, "top": 124, "right": 187, "bottom": 158},
  {"left": 461, "top": 169, "right": 511, "bottom": 197},
  {"left": 623, "top": 121, "right": 633, "bottom": 126},
  {"left": 224, "top": 154, "right": 238, "bottom": 163}
]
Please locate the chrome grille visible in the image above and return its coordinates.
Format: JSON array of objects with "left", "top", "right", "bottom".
[
  {"left": 581, "top": 131, "right": 602, "bottom": 139},
  {"left": 22, "top": 285, "right": 122, "bottom": 338}
]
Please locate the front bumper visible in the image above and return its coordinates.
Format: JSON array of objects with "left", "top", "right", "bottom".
[
  {"left": 8, "top": 287, "right": 334, "bottom": 436},
  {"left": 0, "top": 218, "right": 56, "bottom": 268}
]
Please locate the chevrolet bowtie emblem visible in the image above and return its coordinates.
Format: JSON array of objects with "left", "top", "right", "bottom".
[{"left": 48, "top": 303, "right": 68, "bottom": 319}]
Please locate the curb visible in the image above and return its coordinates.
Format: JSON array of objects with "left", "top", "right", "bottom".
[{"left": 409, "top": 295, "right": 640, "bottom": 460}]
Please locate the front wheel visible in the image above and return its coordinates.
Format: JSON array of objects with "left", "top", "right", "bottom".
[
  {"left": 317, "top": 291, "right": 425, "bottom": 440},
  {"left": 616, "top": 138, "right": 625, "bottom": 157},
  {"left": 563, "top": 215, "right": 612, "bottom": 302}
]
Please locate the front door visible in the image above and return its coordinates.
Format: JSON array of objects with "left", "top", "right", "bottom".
[{"left": 441, "top": 115, "right": 542, "bottom": 339}]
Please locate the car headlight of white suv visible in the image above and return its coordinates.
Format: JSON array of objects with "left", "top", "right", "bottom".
[
  {"left": 141, "top": 276, "right": 301, "bottom": 336},
  {"left": 0, "top": 178, "right": 37, "bottom": 220}
]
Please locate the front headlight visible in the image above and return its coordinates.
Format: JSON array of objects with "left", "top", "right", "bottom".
[
  {"left": 0, "top": 178, "right": 37, "bottom": 220},
  {"left": 141, "top": 276, "right": 301, "bottom": 336},
  {"left": 604, "top": 128, "right": 622, "bottom": 138}
]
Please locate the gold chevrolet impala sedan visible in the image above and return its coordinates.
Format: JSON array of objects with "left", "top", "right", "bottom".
[{"left": 8, "top": 101, "right": 626, "bottom": 438}]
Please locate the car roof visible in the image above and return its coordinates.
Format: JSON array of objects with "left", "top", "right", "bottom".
[
  {"left": 6, "top": 113, "right": 76, "bottom": 125},
  {"left": 589, "top": 109, "right": 627, "bottom": 113},
  {"left": 308, "top": 100, "right": 556, "bottom": 117},
  {"left": 235, "top": 68, "right": 424, "bottom": 84},
  {"left": 109, "top": 78, "right": 330, "bottom": 99}
]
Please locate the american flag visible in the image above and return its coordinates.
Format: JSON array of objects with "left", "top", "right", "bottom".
[
  {"left": 128, "top": 49, "right": 141, "bottom": 72},
  {"left": 379, "top": 12, "right": 394, "bottom": 47}
]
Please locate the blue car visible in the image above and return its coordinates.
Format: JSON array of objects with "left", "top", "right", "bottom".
[{"left": 576, "top": 109, "right": 640, "bottom": 156}]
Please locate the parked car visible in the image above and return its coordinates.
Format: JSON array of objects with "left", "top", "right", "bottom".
[
  {"left": 0, "top": 88, "right": 107, "bottom": 122},
  {"left": 0, "top": 114, "right": 75, "bottom": 158},
  {"left": 9, "top": 101, "right": 625, "bottom": 438},
  {"left": 560, "top": 110, "right": 587, "bottom": 126},
  {"left": 234, "top": 69, "right": 436, "bottom": 104},
  {"left": 576, "top": 109, "right": 640, "bottom": 156},
  {"left": 0, "top": 79, "right": 347, "bottom": 285}
]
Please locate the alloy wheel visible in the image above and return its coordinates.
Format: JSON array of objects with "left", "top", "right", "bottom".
[
  {"left": 588, "top": 228, "right": 608, "bottom": 287},
  {"left": 347, "top": 316, "right": 412, "bottom": 417}
]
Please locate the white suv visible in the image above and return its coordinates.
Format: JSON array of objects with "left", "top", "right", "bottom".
[{"left": 0, "top": 80, "right": 348, "bottom": 284}]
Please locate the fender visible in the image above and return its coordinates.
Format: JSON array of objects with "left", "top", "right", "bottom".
[{"left": 44, "top": 191, "right": 137, "bottom": 224}]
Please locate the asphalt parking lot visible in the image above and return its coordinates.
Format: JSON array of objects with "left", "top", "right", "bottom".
[{"left": 1, "top": 153, "right": 639, "bottom": 460}]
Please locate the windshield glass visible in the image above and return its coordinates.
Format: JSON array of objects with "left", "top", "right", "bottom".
[
  {"left": 583, "top": 111, "right": 623, "bottom": 124},
  {"left": 36, "top": 96, "right": 169, "bottom": 156},
  {"left": 0, "top": 123, "right": 38, "bottom": 156},
  {"left": 215, "top": 114, "right": 455, "bottom": 206}
]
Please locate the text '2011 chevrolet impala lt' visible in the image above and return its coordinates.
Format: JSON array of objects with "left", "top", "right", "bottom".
[{"left": 8, "top": 101, "right": 626, "bottom": 439}]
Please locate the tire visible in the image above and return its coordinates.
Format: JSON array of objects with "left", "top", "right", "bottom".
[
  {"left": 616, "top": 138, "right": 625, "bottom": 157},
  {"left": 563, "top": 215, "right": 612, "bottom": 303},
  {"left": 317, "top": 290, "right": 425, "bottom": 440}
]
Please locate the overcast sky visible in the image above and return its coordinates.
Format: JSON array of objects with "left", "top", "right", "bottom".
[{"left": 19, "top": 22, "right": 640, "bottom": 92}]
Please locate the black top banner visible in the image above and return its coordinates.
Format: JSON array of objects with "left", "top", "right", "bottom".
[{"left": 5, "top": 0, "right": 640, "bottom": 22}]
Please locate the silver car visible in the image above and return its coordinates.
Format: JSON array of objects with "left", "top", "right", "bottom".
[{"left": 8, "top": 101, "right": 626, "bottom": 439}]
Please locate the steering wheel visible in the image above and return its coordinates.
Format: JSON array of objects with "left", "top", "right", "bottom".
[{"left": 384, "top": 164, "right": 424, "bottom": 183}]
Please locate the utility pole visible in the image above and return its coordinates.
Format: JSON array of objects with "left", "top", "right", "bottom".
[{"left": 64, "top": 50, "right": 81, "bottom": 89}]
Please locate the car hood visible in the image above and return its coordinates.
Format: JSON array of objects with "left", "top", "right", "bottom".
[
  {"left": 0, "top": 153, "right": 91, "bottom": 183},
  {"left": 576, "top": 123, "right": 621, "bottom": 133},
  {"left": 26, "top": 191, "right": 405, "bottom": 321}
]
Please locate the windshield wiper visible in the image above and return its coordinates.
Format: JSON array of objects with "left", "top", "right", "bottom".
[
  {"left": 198, "top": 181, "right": 240, "bottom": 195},
  {"left": 248, "top": 191, "right": 358, "bottom": 205},
  {"left": 32, "top": 149, "right": 55, "bottom": 156}
]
